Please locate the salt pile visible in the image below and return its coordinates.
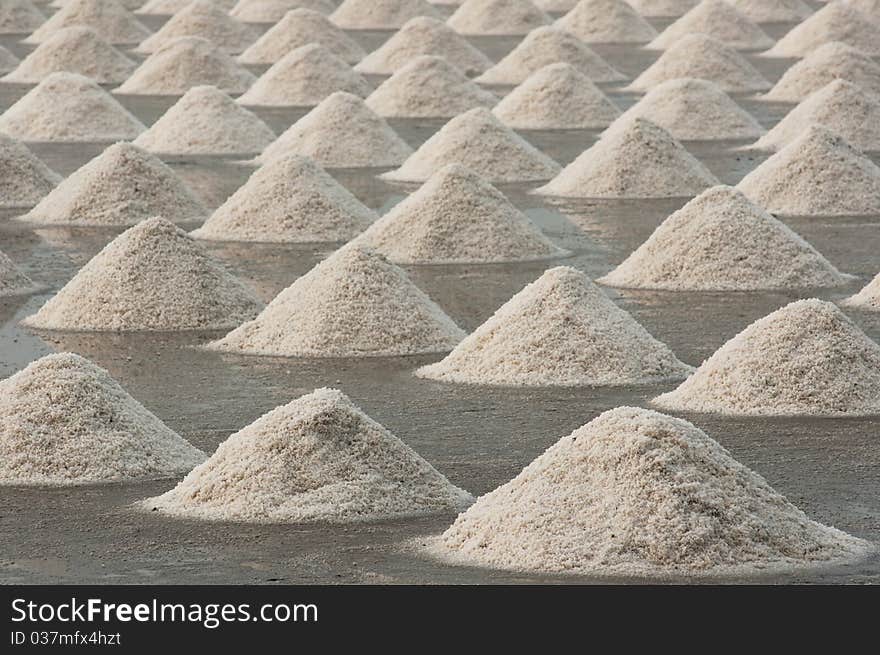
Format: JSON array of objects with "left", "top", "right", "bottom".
[
  {"left": 729, "top": 0, "right": 813, "bottom": 23},
  {"left": 381, "top": 107, "right": 561, "bottom": 183},
  {"left": 842, "top": 272, "right": 880, "bottom": 311},
  {"left": 0, "top": 47, "right": 17, "bottom": 75},
  {"left": 134, "top": 85, "right": 275, "bottom": 156},
  {"left": 0, "top": 0, "right": 45, "bottom": 35},
  {"left": 191, "top": 154, "right": 376, "bottom": 243},
  {"left": 116, "top": 36, "right": 256, "bottom": 95},
  {"left": 763, "top": 42, "right": 880, "bottom": 101},
  {"left": 365, "top": 56, "right": 497, "bottom": 119},
  {"left": 138, "top": 0, "right": 236, "bottom": 14},
  {"left": 475, "top": 26, "right": 624, "bottom": 85},
  {"left": 555, "top": 0, "right": 658, "bottom": 44},
  {"left": 143, "top": 388, "right": 472, "bottom": 523},
  {"left": 354, "top": 17, "right": 493, "bottom": 76},
  {"left": 331, "top": 0, "right": 439, "bottom": 29},
  {"left": 534, "top": 0, "right": 577, "bottom": 9},
  {"left": 0, "top": 135, "right": 62, "bottom": 208},
  {"left": 764, "top": 2, "right": 880, "bottom": 57},
  {"left": 353, "top": 164, "right": 567, "bottom": 264},
  {"left": 417, "top": 266, "right": 691, "bottom": 386},
  {"left": 230, "top": 0, "right": 335, "bottom": 23},
  {"left": 492, "top": 62, "right": 621, "bottom": 129},
  {"left": 23, "top": 217, "right": 263, "bottom": 331},
  {"left": 598, "top": 186, "right": 850, "bottom": 291},
  {"left": 137, "top": 1, "right": 257, "bottom": 54},
  {"left": 536, "top": 118, "right": 719, "bottom": 198},
  {"left": 207, "top": 245, "right": 466, "bottom": 357},
  {"left": 447, "top": 0, "right": 551, "bottom": 36},
  {"left": 647, "top": 0, "right": 774, "bottom": 51},
  {"left": 736, "top": 125, "right": 880, "bottom": 216},
  {"left": 0, "top": 73, "right": 145, "bottom": 142},
  {"left": 25, "top": 0, "right": 150, "bottom": 46},
  {"left": 627, "top": 0, "right": 699, "bottom": 17},
  {"left": 0, "top": 249, "right": 40, "bottom": 297},
  {"left": 20, "top": 143, "right": 208, "bottom": 226},
  {"left": 432, "top": 406, "right": 871, "bottom": 575},
  {"left": 629, "top": 34, "right": 771, "bottom": 93}
]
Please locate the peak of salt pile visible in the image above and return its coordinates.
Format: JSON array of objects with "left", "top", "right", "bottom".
[
  {"left": 447, "top": 0, "right": 551, "bottom": 36},
  {"left": 737, "top": 125, "right": 880, "bottom": 216},
  {"left": 134, "top": 85, "right": 275, "bottom": 155},
  {"left": 23, "top": 217, "right": 263, "bottom": 331},
  {"left": 0, "top": 135, "right": 61, "bottom": 208},
  {"left": 729, "top": 0, "right": 813, "bottom": 23},
  {"left": 648, "top": 0, "right": 774, "bottom": 51},
  {"left": 257, "top": 92, "right": 412, "bottom": 167},
  {"left": 536, "top": 118, "right": 718, "bottom": 197},
  {"left": 354, "top": 164, "right": 567, "bottom": 263},
  {"left": 0, "top": 47, "right": 18, "bottom": 74},
  {"left": 365, "top": 56, "right": 497, "bottom": 119},
  {"left": 555, "top": 0, "right": 658, "bottom": 44},
  {"left": 332, "top": 0, "right": 439, "bottom": 29},
  {"left": 598, "top": 186, "right": 850, "bottom": 290},
  {"left": 137, "top": 0, "right": 257, "bottom": 54},
  {"left": 843, "top": 271, "right": 880, "bottom": 311},
  {"left": 0, "top": 0, "right": 45, "bottom": 35},
  {"left": 765, "top": 2, "right": 880, "bottom": 57},
  {"left": 475, "top": 26, "right": 624, "bottom": 85},
  {"left": 0, "top": 73, "right": 145, "bottom": 142},
  {"left": 626, "top": 0, "right": 699, "bottom": 17},
  {"left": 191, "top": 154, "right": 376, "bottom": 243},
  {"left": 763, "top": 42, "right": 880, "bottom": 102},
  {"left": 143, "top": 387, "right": 472, "bottom": 523},
  {"left": 354, "top": 17, "right": 493, "bottom": 75},
  {"left": 0, "top": 249, "right": 40, "bottom": 297},
  {"left": 138, "top": 0, "right": 236, "bottom": 15},
  {"left": 21, "top": 143, "right": 208, "bottom": 226},
  {"left": 231, "top": 0, "right": 335, "bottom": 23},
  {"left": 381, "top": 107, "right": 560, "bottom": 183},
  {"left": 417, "top": 266, "right": 691, "bottom": 386},
  {"left": 26, "top": 0, "right": 150, "bottom": 45},
  {"left": 207, "top": 245, "right": 466, "bottom": 357},
  {"left": 433, "top": 406, "right": 871, "bottom": 575},
  {"left": 492, "top": 62, "right": 621, "bottom": 129}
]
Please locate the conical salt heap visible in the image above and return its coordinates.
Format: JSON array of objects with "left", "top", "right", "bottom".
[
  {"left": 417, "top": 266, "right": 691, "bottom": 386},
  {"left": 475, "top": 26, "right": 625, "bottom": 85},
  {"left": 536, "top": 118, "right": 718, "bottom": 198},
  {"left": 843, "top": 271, "right": 880, "bottom": 311},
  {"left": 729, "top": 0, "right": 813, "bottom": 23},
  {"left": 598, "top": 186, "right": 851, "bottom": 291},
  {"left": 555, "top": 0, "right": 658, "bottom": 44},
  {"left": 0, "top": 73, "right": 145, "bottom": 142},
  {"left": 191, "top": 154, "right": 376, "bottom": 243},
  {"left": 447, "top": 0, "right": 551, "bottom": 36},
  {"left": 207, "top": 245, "right": 466, "bottom": 357},
  {"left": 381, "top": 107, "right": 560, "bottom": 183},
  {"left": 0, "top": 0, "right": 45, "bottom": 35},
  {"left": 137, "top": 0, "right": 257, "bottom": 54},
  {"left": 231, "top": 0, "right": 336, "bottom": 23},
  {"left": 647, "top": 0, "right": 774, "bottom": 51},
  {"left": 354, "top": 164, "right": 567, "bottom": 264},
  {"left": 354, "top": 17, "right": 493, "bottom": 76},
  {"left": 20, "top": 143, "right": 208, "bottom": 226},
  {"left": 0, "top": 249, "right": 40, "bottom": 297},
  {"left": 365, "top": 56, "right": 497, "bottom": 119},
  {"left": 143, "top": 388, "right": 473, "bottom": 523},
  {"left": 238, "top": 8, "right": 366, "bottom": 65},
  {"left": 737, "top": 125, "right": 880, "bottom": 216},
  {"left": 0, "top": 47, "right": 18, "bottom": 74},
  {"left": 237, "top": 44, "right": 371, "bottom": 107},
  {"left": 764, "top": 2, "right": 880, "bottom": 57},
  {"left": 0, "top": 135, "right": 61, "bottom": 208},
  {"left": 763, "top": 42, "right": 880, "bottom": 101},
  {"left": 134, "top": 85, "right": 275, "bottom": 156},
  {"left": 493, "top": 62, "right": 621, "bottom": 129},
  {"left": 432, "top": 406, "right": 871, "bottom": 575},
  {"left": 23, "top": 217, "right": 263, "bottom": 331},
  {"left": 629, "top": 34, "right": 771, "bottom": 93},
  {"left": 138, "top": 0, "right": 236, "bottom": 14},
  {"left": 331, "top": 0, "right": 439, "bottom": 29},
  {"left": 25, "top": 0, "right": 150, "bottom": 45},
  {"left": 627, "top": 0, "right": 699, "bottom": 17}
]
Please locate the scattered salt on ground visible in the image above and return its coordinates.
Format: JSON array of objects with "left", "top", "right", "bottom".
[
  {"left": 626, "top": 0, "right": 699, "bottom": 18},
  {"left": 257, "top": 92, "right": 412, "bottom": 167},
  {"left": 20, "top": 142, "right": 208, "bottom": 226},
  {"left": 238, "top": 44, "right": 371, "bottom": 107},
  {"left": 230, "top": 0, "right": 335, "bottom": 23},
  {"left": 143, "top": 387, "right": 473, "bottom": 523},
  {"left": 536, "top": 118, "right": 719, "bottom": 197},
  {"left": 353, "top": 164, "right": 567, "bottom": 263},
  {"left": 764, "top": 2, "right": 880, "bottom": 57},
  {"left": 762, "top": 42, "right": 880, "bottom": 101},
  {"left": 555, "top": 0, "right": 658, "bottom": 44},
  {"left": 475, "top": 26, "right": 625, "bottom": 85},
  {"left": 492, "top": 62, "right": 621, "bottom": 129},
  {"left": 191, "top": 153, "right": 376, "bottom": 243},
  {"left": 729, "top": 0, "right": 813, "bottom": 23},
  {"left": 654, "top": 299, "right": 880, "bottom": 416},
  {"left": 0, "top": 47, "right": 17, "bottom": 74},
  {"left": 431, "top": 406, "right": 871, "bottom": 575},
  {"left": 116, "top": 36, "right": 255, "bottom": 95},
  {"left": 206, "top": 245, "right": 466, "bottom": 357},
  {"left": 417, "top": 266, "right": 691, "bottom": 386},
  {"left": 238, "top": 8, "right": 366, "bottom": 65},
  {"left": 0, "top": 0, "right": 45, "bottom": 35},
  {"left": 598, "top": 186, "right": 851, "bottom": 290},
  {"left": 365, "top": 56, "right": 497, "bottom": 118},
  {"left": 331, "top": 0, "right": 439, "bottom": 29},
  {"left": 354, "top": 17, "right": 493, "bottom": 75},
  {"left": 134, "top": 85, "right": 275, "bottom": 155},
  {"left": 0, "top": 249, "right": 40, "bottom": 296},
  {"left": 137, "top": 0, "right": 257, "bottom": 54},
  {"left": 25, "top": 0, "right": 150, "bottom": 45},
  {"left": 647, "top": 0, "right": 774, "bottom": 51},
  {"left": 0, "top": 134, "right": 61, "bottom": 208},
  {"left": 0, "top": 73, "right": 145, "bottom": 142},
  {"left": 737, "top": 125, "right": 880, "bottom": 216},
  {"left": 23, "top": 217, "right": 263, "bottom": 331},
  {"left": 381, "top": 107, "right": 561, "bottom": 183},
  {"left": 629, "top": 34, "right": 771, "bottom": 93},
  {"left": 447, "top": 0, "right": 551, "bottom": 36},
  {"left": 138, "top": 0, "right": 235, "bottom": 14},
  {"left": 843, "top": 271, "right": 880, "bottom": 310}
]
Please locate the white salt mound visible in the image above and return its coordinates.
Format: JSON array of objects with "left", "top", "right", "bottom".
[
  {"left": 433, "top": 406, "right": 871, "bottom": 576},
  {"left": 729, "top": 0, "right": 813, "bottom": 23},
  {"left": 764, "top": 2, "right": 880, "bottom": 57},
  {"left": 555, "top": 0, "right": 658, "bottom": 44},
  {"left": 331, "top": 0, "right": 439, "bottom": 29},
  {"left": 25, "top": 0, "right": 150, "bottom": 45},
  {"left": 0, "top": 0, "right": 45, "bottom": 35},
  {"left": 143, "top": 387, "right": 473, "bottom": 523},
  {"left": 598, "top": 186, "right": 851, "bottom": 290},
  {"left": 762, "top": 41, "right": 880, "bottom": 101},
  {"left": 736, "top": 125, "right": 880, "bottom": 216},
  {"left": 627, "top": 0, "right": 699, "bottom": 17},
  {"left": 353, "top": 164, "right": 567, "bottom": 263},
  {"left": 0, "top": 73, "right": 145, "bottom": 142},
  {"left": 842, "top": 271, "right": 880, "bottom": 310},
  {"left": 0, "top": 135, "right": 61, "bottom": 208},
  {"left": 365, "top": 56, "right": 497, "bottom": 119},
  {"left": 23, "top": 217, "right": 263, "bottom": 331},
  {"left": 191, "top": 154, "right": 376, "bottom": 243},
  {"left": 0, "top": 47, "right": 19, "bottom": 75},
  {"left": 0, "top": 249, "right": 40, "bottom": 297},
  {"left": 536, "top": 118, "right": 719, "bottom": 198},
  {"left": 492, "top": 62, "right": 621, "bottom": 129},
  {"left": 230, "top": 0, "right": 335, "bottom": 23},
  {"left": 138, "top": 0, "right": 235, "bottom": 15},
  {"left": 21, "top": 142, "right": 208, "bottom": 226},
  {"left": 134, "top": 85, "right": 275, "bottom": 155},
  {"left": 381, "top": 107, "right": 560, "bottom": 183},
  {"left": 648, "top": 0, "right": 774, "bottom": 51},
  {"left": 208, "top": 245, "right": 465, "bottom": 357},
  {"left": 137, "top": 1, "right": 257, "bottom": 54},
  {"left": 447, "top": 0, "right": 551, "bottom": 36}
]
